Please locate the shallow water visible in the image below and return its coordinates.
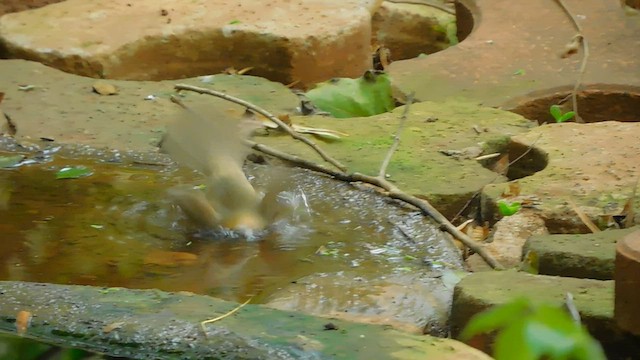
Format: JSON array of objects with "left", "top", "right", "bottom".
[{"left": 0, "top": 142, "right": 460, "bottom": 303}]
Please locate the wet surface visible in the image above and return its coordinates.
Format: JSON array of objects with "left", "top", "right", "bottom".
[{"left": 0, "top": 139, "right": 460, "bottom": 304}]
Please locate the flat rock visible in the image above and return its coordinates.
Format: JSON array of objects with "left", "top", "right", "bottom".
[
  {"left": 0, "top": 281, "right": 492, "bottom": 360},
  {"left": 451, "top": 270, "right": 640, "bottom": 358},
  {"left": 0, "top": 0, "right": 381, "bottom": 86},
  {"left": 482, "top": 122, "right": 640, "bottom": 233},
  {"left": 0, "top": 59, "right": 299, "bottom": 152},
  {"left": 524, "top": 226, "right": 639, "bottom": 280},
  {"left": 388, "top": 0, "right": 640, "bottom": 111},
  {"left": 266, "top": 269, "right": 465, "bottom": 336},
  {"left": 466, "top": 209, "right": 548, "bottom": 271},
  {"left": 257, "top": 99, "right": 534, "bottom": 217}
]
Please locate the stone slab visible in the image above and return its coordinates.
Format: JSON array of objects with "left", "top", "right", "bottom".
[
  {"left": 524, "top": 226, "right": 639, "bottom": 280},
  {"left": 0, "top": 59, "right": 299, "bottom": 152},
  {"left": 0, "top": 281, "right": 492, "bottom": 360},
  {"left": 388, "top": 0, "right": 640, "bottom": 109},
  {"left": 483, "top": 122, "right": 640, "bottom": 233},
  {"left": 0, "top": 0, "right": 382, "bottom": 86},
  {"left": 451, "top": 270, "right": 640, "bottom": 358}
]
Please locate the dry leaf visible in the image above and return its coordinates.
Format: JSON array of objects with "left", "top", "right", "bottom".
[
  {"left": 372, "top": 44, "right": 391, "bottom": 71},
  {"left": 16, "top": 310, "right": 32, "bottom": 335},
  {"left": 223, "top": 67, "right": 254, "bottom": 75},
  {"left": 277, "top": 114, "right": 292, "bottom": 126},
  {"left": 492, "top": 154, "right": 509, "bottom": 176},
  {"left": 502, "top": 181, "right": 521, "bottom": 197},
  {"left": 260, "top": 117, "right": 348, "bottom": 140},
  {"left": 568, "top": 198, "right": 600, "bottom": 233},
  {"left": 103, "top": 321, "right": 125, "bottom": 334},
  {"left": 560, "top": 34, "right": 583, "bottom": 59},
  {"left": 469, "top": 222, "right": 490, "bottom": 243}
]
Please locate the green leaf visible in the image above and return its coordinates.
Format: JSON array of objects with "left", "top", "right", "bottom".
[
  {"left": 56, "top": 166, "right": 93, "bottom": 179},
  {"left": 463, "top": 298, "right": 607, "bottom": 360},
  {"left": 549, "top": 105, "right": 563, "bottom": 122},
  {"left": 558, "top": 111, "right": 575, "bottom": 123},
  {"left": 445, "top": 22, "right": 459, "bottom": 45},
  {"left": 305, "top": 71, "right": 395, "bottom": 118},
  {"left": 460, "top": 297, "right": 531, "bottom": 340},
  {"left": 229, "top": 19, "right": 241, "bottom": 24},
  {"left": 494, "top": 319, "right": 536, "bottom": 360},
  {"left": 498, "top": 200, "right": 521, "bottom": 216},
  {"left": 513, "top": 69, "right": 526, "bottom": 76}
]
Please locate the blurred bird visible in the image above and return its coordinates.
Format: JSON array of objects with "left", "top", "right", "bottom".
[{"left": 161, "top": 103, "right": 266, "bottom": 232}]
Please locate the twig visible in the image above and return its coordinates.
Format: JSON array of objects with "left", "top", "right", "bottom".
[
  {"left": 245, "top": 139, "right": 503, "bottom": 269},
  {"left": 200, "top": 297, "right": 252, "bottom": 336},
  {"left": 379, "top": 93, "right": 413, "bottom": 178},
  {"left": 554, "top": 0, "right": 589, "bottom": 123},
  {"left": 355, "top": 174, "right": 504, "bottom": 269},
  {"left": 174, "top": 84, "right": 347, "bottom": 172}
]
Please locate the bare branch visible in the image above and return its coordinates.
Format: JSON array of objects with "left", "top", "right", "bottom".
[
  {"left": 555, "top": 0, "right": 589, "bottom": 123},
  {"left": 379, "top": 93, "right": 414, "bottom": 178}
]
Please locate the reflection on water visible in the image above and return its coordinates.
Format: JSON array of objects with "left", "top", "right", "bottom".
[{"left": 0, "top": 147, "right": 459, "bottom": 303}]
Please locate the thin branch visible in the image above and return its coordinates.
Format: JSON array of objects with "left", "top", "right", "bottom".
[
  {"left": 245, "top": 139, "right": 503, "bottom": 269},
  {"left": 555, "top": 0, "right": 589, "bottom": 123},
  {"left": 174, "top": 84, "right": 347, "bottom": 172},
  {"left": 352, "top": 173, "right": 504, "bottom": 269},
  {"left": 201, "top": 297, "right": 252, "bottom": 336},
  {"left": 379, "top": 93, "right": 414, "bottom": 178}
]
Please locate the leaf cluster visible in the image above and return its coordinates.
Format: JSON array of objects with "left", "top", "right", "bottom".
[{"left": 460, "top": 297, "right": 606, "bottom": 360}]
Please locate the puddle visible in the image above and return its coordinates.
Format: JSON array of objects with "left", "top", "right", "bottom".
[{"left": 0, "top": 142, "right": 460, "bottom": 304}]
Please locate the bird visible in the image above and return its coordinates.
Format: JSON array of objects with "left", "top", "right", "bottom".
[{"left": 160, "top": 102, "right": 266, "bottom": 233}]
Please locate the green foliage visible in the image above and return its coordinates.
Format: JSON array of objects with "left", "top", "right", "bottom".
[
  {"left": 434, "top": 21, "right": 459, "bottom": 46},
  {"left": 305, "top": 70, "right": 395, "bottom": 118},
  {"left": 460, "top": 297, "right": 606, "bottom": 360},
  {"left": 56, "top": 166, "right": 93, "bottom": 179},
  {"left": 549, "top": 105, "right": 575, "bottom": 123},
  {"left": 497, "top": 200, "right": 521, "bottom": 216}
]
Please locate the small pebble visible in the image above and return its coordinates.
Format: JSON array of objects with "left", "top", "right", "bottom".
[{"left": 92, "top": 81, "right": 118, "bottom": 95}]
